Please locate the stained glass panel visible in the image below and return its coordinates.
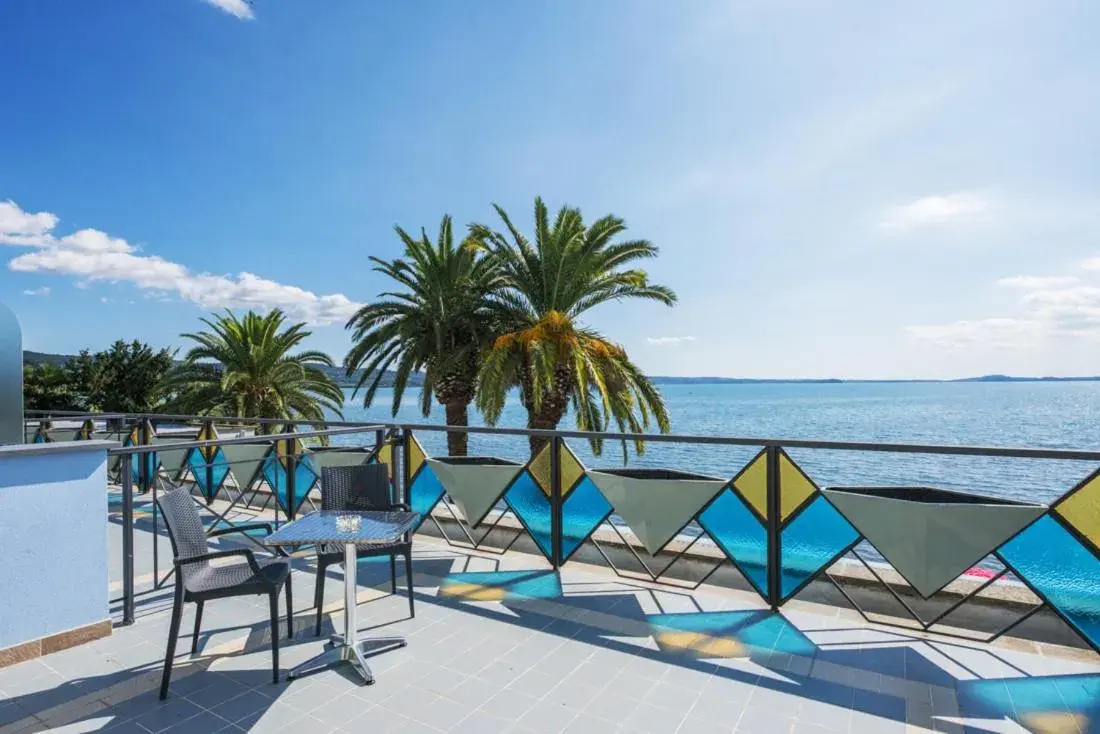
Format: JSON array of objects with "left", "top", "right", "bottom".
[
  {"left": 998, "top": 514, "right": 1100, "bottom": 650},
  {"left": 698, "top": 489, "right": 768, "bottom": 597},
  {"left": 780, "top": 495, "right": 859, "bottom": 601}
]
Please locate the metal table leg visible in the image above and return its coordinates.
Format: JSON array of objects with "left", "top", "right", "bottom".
[{"left": 288, "top": 544, "right": 406, "bottom": 683}]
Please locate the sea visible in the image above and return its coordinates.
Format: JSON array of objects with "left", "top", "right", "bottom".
[{"left": 334, "top": 380, "right": 1100, "bottom": 507}]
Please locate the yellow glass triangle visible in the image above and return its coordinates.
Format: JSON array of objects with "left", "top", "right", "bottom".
[
  {"left": 198, "top": 423, "right": 218, "bottom": 461},
  {"left": 525, "top": 442, "right": 585, "bottom": 497},
  {"left": 374, "top": 443, "right": 394, "bottom": 480},
  {"left": 779, "top": 453, "right": 817, "bottom": 521},
  {"left": 407, "top": 435, "right": 426, "bottom": 479},
  {"left": 559, "top": 442, "right": 585, "bottom": 498},
  {"left": 732, "top": 452, "right": 768, "bottom": 520},
  {"left": 1054, "top": 473, "right": 1100, "bottom": 552},
  {"left": 528, "top": 444, "right": 552, "bottom": 496}
]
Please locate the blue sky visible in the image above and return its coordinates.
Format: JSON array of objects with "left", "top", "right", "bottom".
[{"left": 2, "top": 0, "right": 1099, "bottom": 379}]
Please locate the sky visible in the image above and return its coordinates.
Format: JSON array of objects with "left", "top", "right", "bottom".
[{"left": 2, "top": 0, "right": 1100, "bottom": 380}]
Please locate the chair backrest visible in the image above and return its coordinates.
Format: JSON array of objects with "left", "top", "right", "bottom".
[
  {"left": 321, "top": 464, "right": 392, "bottom": 511},
  {"left": 156, "top": 487, "right": 210, "bottom": 580}
]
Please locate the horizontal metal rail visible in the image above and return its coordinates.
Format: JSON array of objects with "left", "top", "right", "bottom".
[
  {"left": 28, "top": 410, "right": 1100, "bottom": 461},
  {"left": 106, "top": 424, "right": 388, "bottom": 455}
]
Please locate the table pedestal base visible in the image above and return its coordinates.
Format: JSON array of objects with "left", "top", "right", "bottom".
[
  {"left": 287, "top": 543, "right": 407, "bottom": 685},
  {"left": 288, "top": 636, "right": 406, "bottom": 684}
]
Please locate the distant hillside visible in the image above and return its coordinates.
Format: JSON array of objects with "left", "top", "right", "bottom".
[
  {"left": 21, "top": 350, "right": 420, "bottom": 388},
  {"left": 23, "top": 350, "right": 70, "bottom": 367},
  {"left": 21, "top": 352, "right": 1100, "bottom": 386}
]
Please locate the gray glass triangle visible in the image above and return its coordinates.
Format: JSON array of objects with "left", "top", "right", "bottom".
[
  {"left": 822, "top": 488, "right": 1045, "bottom": 598},
  {"left": 426, "top": 458, "right": 522, "bottom": 528},
  {"left": 590, "top": 471, "right": 727, "bottom": 555},
  {"left": 153, "top": 435, "right": 195, "bottom": 479},
  {"left": 221, "top": 443, "right": 270, "bottom": 491},
  {"left": 312, "top": 449, "right": 371, "bottom": 472}
]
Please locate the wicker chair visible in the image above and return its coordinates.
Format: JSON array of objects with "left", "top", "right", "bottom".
[
  {"left": 314, "top": 464, "right": 414, "bottom": 636},
  {"left": 155, "top": 486, "right": 293, "bottom": 700}
]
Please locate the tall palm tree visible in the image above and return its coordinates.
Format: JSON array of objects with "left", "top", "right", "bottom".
[
  {"left": 164, "top": 309, "right": 344, "bottom": 431},
  {"left": 471, "top": 197, "right": 677, "bottom": 457},
  {"left": 344, "top": 215, "right": 501, "bottom": 456}
]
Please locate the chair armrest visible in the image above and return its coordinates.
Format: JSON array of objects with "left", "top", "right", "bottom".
[
  {"left": 208, "top": 522, "right": 274, "bottom": 539},
  {"left": 175, "top": 548, "right": 264, "bottom": 576},
  {"left": 390, "top": 502, "right": 411, "bottom": 511}
]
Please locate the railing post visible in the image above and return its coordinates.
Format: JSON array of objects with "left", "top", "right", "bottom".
[
  {"left": 400, "top": 428, "right": 410, "bottom": 508},
  {"left": 121, "top": 451, "right": 135, "bottom": 626},
  {"left": 138, "top": 419, "right": 151, "bottom": 494},
  {"left": 203, "top": 420, "right": 214, "bottom": 506},
  {"left": 765, "top": 444, "right": 781, "bottom": 611},
  {"left": 285, "top": 436, "right": 297, "bottom": 521},
  {"left": 550, "top": 436, "right": 563, "bottom": 570}
]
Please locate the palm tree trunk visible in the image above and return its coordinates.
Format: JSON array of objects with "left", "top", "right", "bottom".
[
  {"left": 522, "top": 364, "right": 573, "bottom": 457},
  {"left": 444, "top": 401, "right": 469, "bottom": 457}
]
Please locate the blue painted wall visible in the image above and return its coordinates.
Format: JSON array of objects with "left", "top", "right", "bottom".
[
  {"left": 0, "top": 301, "right": 21, "bottom": 446},
  {"left": 0, "top": 445, "right": 110, "bottom": 650}
]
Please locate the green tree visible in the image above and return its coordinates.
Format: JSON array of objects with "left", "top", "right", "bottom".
[
  {"left": 345, "top": 215, "right": 502, "bottom": 456},
  {"left": 23, "top": 363, "right": 82, "bottom": 412},
  {"left": 470, "top": 197, "right": 676, "bottom": 456},
  {"left": 71, "top": 340, "right": 176, "bottom": 413},
  {"left": 163, "top": 310, "right": 344, "bottom": 431}
]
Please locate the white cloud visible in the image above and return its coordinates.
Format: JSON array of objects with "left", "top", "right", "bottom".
[
  {"left": 22, "top": 287, "right": 50, "bottom": 297},
  {"left": 997, "top": 275, "right": 1079, "bottom": 289},
  {"left": 2, "top": 200, "right": 361, "bottom": 325},
  {"left": 0, "top": 200, "right": 58, "bottom": 246},
  {"left": 646, "top": 336, "right": 696, "bottom": 346},
  {"left": 880, "top": 192, "right": 989, "bottom": 230},
  {"left": 906, "top": 319, "right": 1045, "bottom": 349},
  {"left": 910, "top": 276, "right": 1100, "bottom": 348},
  {"left": 201, "top": 0, "right": 254, "bottom": 20},
  {"left": 1082, "top": 256, "right": 1100, "bottom": 271}
]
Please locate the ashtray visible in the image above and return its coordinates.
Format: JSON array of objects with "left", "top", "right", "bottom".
[{"left": 336, "top": 515, "right": 361, "bottom": 533}]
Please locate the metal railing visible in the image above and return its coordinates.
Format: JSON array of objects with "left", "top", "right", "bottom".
[{"left": 23, "top": 410, "right": 1100, "bottom": 655}]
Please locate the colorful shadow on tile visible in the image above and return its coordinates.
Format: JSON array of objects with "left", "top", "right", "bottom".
[
  {"left": 648, "top": 610, "right": 815, "bottom": 659},
  {"left": 958, "top": 674, "right": 1100, "bottom": 734},
  {"left": 998, "top": 515, "right": 1100, "bottom": 650},
  {"left": 438, "top": 570, "right": 562, "bottom": 602}
]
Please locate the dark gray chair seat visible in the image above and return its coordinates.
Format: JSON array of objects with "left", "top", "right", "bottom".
[{"left": 185, "top": 555, "right": 290, "bottom": 599}]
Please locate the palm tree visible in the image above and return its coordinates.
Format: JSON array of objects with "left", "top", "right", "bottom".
[
  {"left": 344, "top": 215, "right": 501, "bottom": 456},
  {"left": 164, "top": 310, "right": 344, "bottom": 431},
  {"left": 471, "top": 197, "right": 676, "bottom": 457}
]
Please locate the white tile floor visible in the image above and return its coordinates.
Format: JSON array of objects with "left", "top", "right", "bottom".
[{"left": 1, "top": 495, "right": 1098, "bottom": 733}]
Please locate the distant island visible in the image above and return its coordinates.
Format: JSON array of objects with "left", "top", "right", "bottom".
[{"left": 22, "top": 351, "right": 1100, "bottom": 388}]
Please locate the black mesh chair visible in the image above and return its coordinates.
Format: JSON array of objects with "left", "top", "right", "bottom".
[
  {"left": 156, "top": 486, "right": 293, "bottom": 700},
  {"left": 314, "top": 464, "right": 414, "bottom": 636}
]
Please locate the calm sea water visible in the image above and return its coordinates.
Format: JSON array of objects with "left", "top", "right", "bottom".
[{"left": 335, "top": 381, "right": 1100, "bottom": 507}]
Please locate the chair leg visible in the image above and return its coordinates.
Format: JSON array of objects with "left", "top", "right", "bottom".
[
  {"left": 285, "top": 572, "right": 294, "bottom": 640},
  {"left": 159, "top": 582, "right": 185, "bottom": 700},
  {"left": 269, "top": 591, "right": 280, "bottom": 685},
  {"left": 405, "top": 550, "right": 415, "bottom": 618},
  {"left": 314, "top": 561, "right": 325, "bottom": 637},
  {"left": 190, "top": 600, "right": 204, "bottom": 655},
  {"left": 390, "top": 555, "right": 397, "bottom": 594}
]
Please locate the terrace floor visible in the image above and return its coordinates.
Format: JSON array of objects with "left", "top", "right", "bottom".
[{"left": 1, "top": 492, "right": 1098, "bottom": 733}]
